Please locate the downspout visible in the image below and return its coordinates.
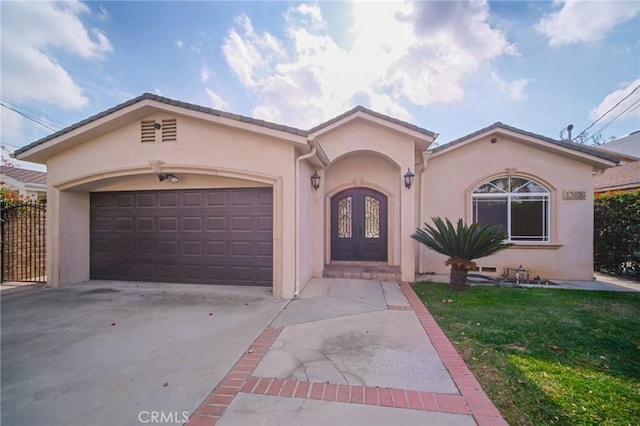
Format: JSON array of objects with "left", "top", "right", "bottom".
[{"left": 294, "top": 146, "right": 317, "bottom": 299}]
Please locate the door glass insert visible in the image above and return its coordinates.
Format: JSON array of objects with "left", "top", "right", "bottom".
[
  {"left": 364, "top": 195, "right": 380, "bottom": 238},
  {"left": 337, "top": 196, "right": 352, "bottom": 238}
]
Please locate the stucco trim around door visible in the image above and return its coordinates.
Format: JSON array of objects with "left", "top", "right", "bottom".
[{"left": 325, "top": 186, "right": 393, "bottom": 263}]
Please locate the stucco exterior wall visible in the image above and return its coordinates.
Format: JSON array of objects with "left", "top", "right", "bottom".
[
  {"left": 297, "top": 160, "right": 314, "bottom": 293},
  {"left": 44, "top": 113, "right": 297, "bottom": 298},
  {"left": 421, "top": 136, "right": 596, "bottom": 280}
]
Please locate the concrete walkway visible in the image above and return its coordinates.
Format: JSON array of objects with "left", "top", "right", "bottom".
[{"left": 187, "top": 279, "right": 506, "bottom": 426}]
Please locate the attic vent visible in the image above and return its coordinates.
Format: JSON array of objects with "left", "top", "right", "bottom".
[
  {"left": 161, "top": 118, "right": 177, "bottom": 142},
  {"left": 141, "top": 120, "right": 157, "bottom": 143}
]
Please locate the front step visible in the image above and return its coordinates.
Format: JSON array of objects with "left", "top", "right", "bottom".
[{"left": 323, "top": 262, "right": 401, "bottom": 282}]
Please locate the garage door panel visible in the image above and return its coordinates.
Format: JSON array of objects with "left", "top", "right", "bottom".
[
  {"left": 136, "top": 217, "right": 155, "bottom": 232},
  {"left": 115, "top": 194, "right": 135, "bottom": 208},
  {"left": 159, "top": 193, "right": 179, "bottom": 207},
  {"left": 206, "top": 242, "right": 226, "bottom": 255},
  {"left": 93, "top": 217, "right": 113, "bottom": 231},
  {"left": 136, "top": 240, "right": 155, "bottom": 256},
  {"left": 181, "top": 217, "right": 203, "bottom": 232},
  {"left": 182, "top": 241, "right": 203, "bottom": 256},
  {"left": 231, "top": 216, "right": 253, "bottom": 231},
  {"left": 159, "top": 217, "right": 178, "bottom": 231},
  {"left": 136, "top": 193, "right": 156, "bottom": 207},
  {"left": 158, "top": 240, "right": 179, "bottom": 255},
  {"left": 207, "top": 192, "right": 228, "bottom": 206},
  {"left": 207, "top": 217, "right": 227, "bottom": 231},
  {"left": 256, "top": 241, "right": 273, "bottom": 256},
  {"left": 90, "top": 188, "right": 273, "bottom": 286},
  {"left": 231, "top": 191, "right": 253, "bottom": 205}
]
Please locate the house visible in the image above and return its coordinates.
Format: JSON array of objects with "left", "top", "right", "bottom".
[
  {"left": 0, "top": 166, "right": 47, "bottom": 201},
  {"left": 14, "top": 93, "right": 619, "bottom": 298},
  {"left": 593, "top": 131, "right": 640, "bottom": 194}
]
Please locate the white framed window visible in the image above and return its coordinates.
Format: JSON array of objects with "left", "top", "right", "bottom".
[{"left": 472, "top": 176, "right": 550, "bottom": 242}]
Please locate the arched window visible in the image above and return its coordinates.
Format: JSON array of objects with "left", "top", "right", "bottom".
[{"left": 472, "top": 176, "right": 550, "bottom": 242}]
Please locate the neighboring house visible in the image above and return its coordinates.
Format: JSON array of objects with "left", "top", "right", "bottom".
[
  {"left": 598, "top": 131, "right": 640, "bottom": 159},
  {"left": 0, "top": 166, "right": 47, "bottom": 201},
  {"left": 14, "top": 93, "right": 618, "bottom": 298},
  {"left": 592, "top": 131, "right": 640, "bottom": 194}
]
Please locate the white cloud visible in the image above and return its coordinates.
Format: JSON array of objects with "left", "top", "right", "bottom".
[
  {"left": 1, "top": 110, "right": 26, "bottom": 147},
  {"left": 536, "top": 0, "right": 640, "bottom": 46},
  {"left": 97, "top": 5, "right": 109, "bottom": 22},
  {"left": 205, "top": 89, "right": 229, "bottom": 110},
  {"left": 491, "top": 72, "right": 533, "bottom": 100},
  {"left": 200, "top": 64, "right": 212, "bottom": 82},
  {"left": 589, "top": 79, "right": 640, "bottom": 122},
  {"left": 221, "top": 1, "right": 515, "bottom": 127},
  {"left": 1, "top": 1, "right": 113, "bottom": 109},
  {"left": 285, "top": 4, "right": 324, "bottom": 29},
  {"left": 175, "top": 40, "right": 184, "bottom": 49}
]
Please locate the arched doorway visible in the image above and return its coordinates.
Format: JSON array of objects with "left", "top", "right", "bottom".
[{"left": 330, "top": 187, "right": 387, "bottom": 261}]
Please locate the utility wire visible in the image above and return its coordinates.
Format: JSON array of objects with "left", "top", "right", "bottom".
[
  {"left": 0, "top": 102, "right": 60, "bottom": 132},
  {"left": 0, "top": 97, "right": 65, "bottom": 130},
  {"left": 589, "top": 99, "right": 640, "bottom": 141},
  {"left": 0, "top": 96, "right": 65, "bottom": 128},
  {"left": 573, "top": 84, "right": 640, "bottom": 142}
]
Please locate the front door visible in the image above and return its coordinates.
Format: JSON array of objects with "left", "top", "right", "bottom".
[{"left": 331, "top": 188, "right": 387, "bottom": 261}]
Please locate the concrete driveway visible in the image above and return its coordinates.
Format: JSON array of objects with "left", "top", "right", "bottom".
[
  {"left": 2, "top": 279, "right": 507, "bottom": 426},
  {"left": 1, "top": 281, "right": 286, "bottom": 426}
]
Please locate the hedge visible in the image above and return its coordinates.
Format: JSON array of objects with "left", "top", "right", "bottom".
[{"left": 594, "top": 190, "right": 640, "bottom": 279}]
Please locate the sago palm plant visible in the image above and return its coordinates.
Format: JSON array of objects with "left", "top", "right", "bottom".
[{"left": 411, "top": 217, "right": 513, "bottom": 291}]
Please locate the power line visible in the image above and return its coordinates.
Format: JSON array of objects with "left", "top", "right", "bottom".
[
  {"left": 0, "top": 97, "right": 65, "bottom": 130},
  {"left": 0, "top": 96, "right": 64, "bottom": 128},
  {"left": 0, "top": 102, "right": 60, "bottom": 132},
  {"left": 589, "top": 99, "right": 640, "bottom": 141},
  {"left": 573, "top": 84, "right": 640, "bottom": 141}
]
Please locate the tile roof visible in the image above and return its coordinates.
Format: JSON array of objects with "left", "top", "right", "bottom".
[
  {"left": 430, "top": 122, "right": 620, "bottom": 164},
  {"left": 594, "top": 161, "right": 640, "bottom": 191},
  {"left": 15, "top": 93, "right": 436, "bottom": 157},
  {"left": 1, "top": 166, "right": 47, "bottom": 184}
]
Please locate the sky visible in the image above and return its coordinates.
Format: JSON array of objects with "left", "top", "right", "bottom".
[{"left": 1, "top": 0, "right": 639, "bottom": 171}]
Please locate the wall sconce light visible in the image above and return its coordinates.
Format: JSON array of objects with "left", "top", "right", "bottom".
[
  {"left": 404, "top": 168, "right": 415, "bottom": 189},
  {"left": 310, "top": 170, "right": 321, "bottom": 190},
  {"left": 158, "top": 173, "right": 179, "bottom": 183}
]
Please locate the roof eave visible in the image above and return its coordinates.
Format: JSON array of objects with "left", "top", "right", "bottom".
[
  {"left": 308, "top": 110, "right": 436, "bottom": 145},
  {"left": 15, "top": 98, "right": 308, "bottom": 164},
  {"left": 430, "top": 126, "right": 619, "bottom": 168}
]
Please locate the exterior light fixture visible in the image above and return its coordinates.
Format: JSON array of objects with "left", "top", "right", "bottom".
[
  {"left": 310, "top": 170, "right": 321, "bottom": 190},
  {"left": 158, "top": 173, "right": 179, "bottom": 183},
  {"left": 404, "top": 168, "right": 415, "bottom": 189}
]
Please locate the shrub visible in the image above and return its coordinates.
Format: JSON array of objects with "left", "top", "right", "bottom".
[{"left": 594, "top": 190, "right": 640, "bottom": 278}]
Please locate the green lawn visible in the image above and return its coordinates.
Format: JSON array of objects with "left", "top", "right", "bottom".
[{"left": 414, "top": 282, "right": 640, "bottom": 426}]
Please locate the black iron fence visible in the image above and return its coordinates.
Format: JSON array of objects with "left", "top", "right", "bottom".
[{"left": 1, "top": 201, "right": 46, "bottom": 282}]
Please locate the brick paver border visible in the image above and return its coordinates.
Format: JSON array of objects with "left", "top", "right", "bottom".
[{"left": 187, "top": 283, "right": 507, "bottom": 426}]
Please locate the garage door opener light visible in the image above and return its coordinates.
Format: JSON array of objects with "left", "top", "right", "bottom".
[{"left": 158, "top": 173, "right": 179, "bottom": 183}]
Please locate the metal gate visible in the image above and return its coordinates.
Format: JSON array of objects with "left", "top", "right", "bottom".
[{"left": 1, "top": 201, "right": 46, "bottom": 282}]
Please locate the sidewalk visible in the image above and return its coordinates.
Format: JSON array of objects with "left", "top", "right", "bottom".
[{"left": 187, "top": 278, "right": 506, "bottom": 426}]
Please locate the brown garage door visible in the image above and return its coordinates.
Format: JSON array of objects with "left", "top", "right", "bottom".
[{"left": 90, "top": 188, "right": 272, "bottom": 286}]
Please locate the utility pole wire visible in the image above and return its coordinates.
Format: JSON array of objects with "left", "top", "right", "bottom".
[
  {"left": 590, "top": 99, "right": 640, "bottom": 140},
  {"left": 573, "top": 84, "right": 640, "bottom": 142},
  {"left": 0, "top": 102, "right": 60, "bottom": 132},
  {"left": 0, "top": 96, "right": 65, "bottom": 128}
]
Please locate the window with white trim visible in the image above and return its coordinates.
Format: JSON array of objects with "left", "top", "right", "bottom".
[{"left": 472, "top": 176, "right": 550, "bottom": 242}]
